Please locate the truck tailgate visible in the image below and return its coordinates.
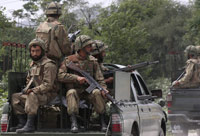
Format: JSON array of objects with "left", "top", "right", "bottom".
[{"left": 171, "top": 89, "right": 200, "bottom": 112}]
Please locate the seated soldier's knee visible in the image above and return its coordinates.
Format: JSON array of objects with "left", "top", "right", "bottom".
[
  {"left": 92, "top": 89, "right": 101, "bottom": 96},
  {"left": 27, "top": 92, "right": 36, "bottom": 98},
  {"left": 66, "top": 89, "right": 77, "bottom": 97}
]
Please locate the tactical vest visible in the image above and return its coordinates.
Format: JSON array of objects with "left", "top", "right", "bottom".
[{"left": 36, "top": 21, "right": 63, "bottom": 60}]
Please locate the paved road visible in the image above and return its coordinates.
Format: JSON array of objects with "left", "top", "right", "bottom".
[{"left": 168, "top": 130, "right": 198, "bottom": 136}]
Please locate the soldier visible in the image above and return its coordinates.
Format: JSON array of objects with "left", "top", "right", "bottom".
[
  {"left": 91, "top": 40, "right": 113, "bottom": 84},
  {"left": 58, "top": 35, "right": 108, "bottom": 133},
  {"left": 36, "top": 2, "right": 71, "bottom": 63},
  {"left": 172, "top": 45, "right": 200, "bottom": 88},
  {"left": 10, "top": 39, "right": 58, "bottom": 133}
]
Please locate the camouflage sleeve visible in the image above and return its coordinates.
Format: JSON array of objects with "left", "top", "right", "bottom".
[
  {"left": 178, "top": 62, "right": 195, "bottom": 85},
  {"left": 94, "top": 61, "right": 107, "bottom": 89},
  {"left": 26, "top": 70, "right": 31, "bottom": 85},
  {"left": 55, "top": 25, "right": 71, "bottom": 56},
  {"left": 57, "top": 59, "right": 79, "bottom": 83},
  {"left": 32, "top": 62, "right": 57, "bottom": 94}
]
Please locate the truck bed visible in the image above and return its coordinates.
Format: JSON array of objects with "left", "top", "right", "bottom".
[{"left": 171, "top": 88, "right": 200, "bottom": 113}]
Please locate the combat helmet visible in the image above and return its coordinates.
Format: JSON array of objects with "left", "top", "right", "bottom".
[
  {"left": 29, "top": 38, "right": 45, "bottom": 51},
  {"left": 196, "top": 45, "right": 200, "bottom": 56},
  {"left": 184, "top": 45, "right": 197, "bottom": 58},
  {"left": 91, "top": 40, "right": 108, "bottom": 55},
  {"left": 45, "top": 2, "right": 62, "bottom": 16},
  {"left": 74, "top": 35, "right": 94, "bottom": 52}
]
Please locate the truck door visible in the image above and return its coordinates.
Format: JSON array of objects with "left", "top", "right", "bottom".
[
  {"left": 131, "top": 74, "right": 153, "bottom": 136},
  {"left": 135, "top": 74, "right": 160, "bottom": 136}
]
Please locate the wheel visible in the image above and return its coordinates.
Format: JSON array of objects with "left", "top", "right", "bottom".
[{"left": 131, "top": 125, "right": 139, "bottom": 136}]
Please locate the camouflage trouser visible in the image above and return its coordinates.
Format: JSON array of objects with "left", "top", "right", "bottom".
[
  {"left": 66, "top": 89, "right": 106, "bottom": 115},
  {"left": 12, "top": 92, "right": 57, "bottom": 115}
]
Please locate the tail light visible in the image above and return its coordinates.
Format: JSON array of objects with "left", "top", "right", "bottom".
[
  {"left": 112, "top": 113, "right": 122, "bottom": 133},
  {"left": 166, "top": 92, "right": 172, "bottom": 113},
  {"left": 1, "top": 114, "right": 8, "bottom": 132}
]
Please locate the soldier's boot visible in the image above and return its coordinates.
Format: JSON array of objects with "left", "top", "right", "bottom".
[
  {"left": 16, "top": 115, "right": 36, "bottom": 133},
  {"left": 70, "top": 113, "right": 78, "bottom": 133},
  {"left": 10, "top": 114, "right": 26, "bottom": 132},
  {"left": 100, "top": 113, "right": 107, "bottom": 132}
]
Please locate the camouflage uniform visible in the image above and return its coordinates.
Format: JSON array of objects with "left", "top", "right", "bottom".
[
  {"left": 58, "top": 53, "right": 106, "bottom": 115},
  {"left": 175, "top": 59, "right": 200, "bottom": 88},
  {"left": 36, "top": 2, "right": 71, "bottom": 62},
  {"left": 12, "top": 56, "right": 58, "bottom": 115},
  {"left": 173, "top": 45, "right": 200, "bottom": 88}
]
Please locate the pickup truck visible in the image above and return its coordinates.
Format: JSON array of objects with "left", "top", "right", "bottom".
[
  {"left": 167, "top": 88, "right": 200, "bottom": 136},
  {"left": 1, "top": 63, "right": 167, "bottom": 136}
]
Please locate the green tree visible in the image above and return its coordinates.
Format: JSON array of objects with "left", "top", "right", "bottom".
[
  {"left": 98, "top": 0, "right": 154, "bottom": 65},
  {"left": 142, "top": 0, "right": 192, "bottom": 77},
  {"left": 184, "top": 0, "right": 200, "bottom": 45}
]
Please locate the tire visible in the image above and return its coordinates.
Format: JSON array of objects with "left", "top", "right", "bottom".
[{"left": 131, "top": 126, "right": 139, "bottom": 136}]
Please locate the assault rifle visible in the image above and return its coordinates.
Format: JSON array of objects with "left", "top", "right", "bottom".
[
  {"left": 104, "top": 60, "right": 159, "bottom": 78},
  {"left": 66, "top": 62, "right": 121, "bottom": 110}
]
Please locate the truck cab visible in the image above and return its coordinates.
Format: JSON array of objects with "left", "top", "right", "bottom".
[
  {"left": 110, "top": 64, "right": 166, "bottom": 136},
  {"left": 1, "top": 64, "right": 167, "bottom": 136}
]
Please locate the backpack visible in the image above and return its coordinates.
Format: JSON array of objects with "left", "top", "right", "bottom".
[{"left": 36, "top": 21, "right": 63, "bottom": 60}]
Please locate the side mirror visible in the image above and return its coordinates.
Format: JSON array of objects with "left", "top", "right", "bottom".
[
  {"left": 158, "top": 99, "right": 165, "bottom": 107},
  {"left": 151, "top": 89, "right": 162, "bottom": 98}
]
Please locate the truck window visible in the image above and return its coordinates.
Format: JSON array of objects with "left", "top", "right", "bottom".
[
  {"left": 136, "top": 75, "right": 150, "bottom": 95},
  {"left": 131, "top": 74, "right": 143, "bottom": 96}
]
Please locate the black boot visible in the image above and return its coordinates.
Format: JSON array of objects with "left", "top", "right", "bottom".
[
  {"left": 16, "top": 115, "right": 36, "bottom": 133},
  {"left": 10, "top": 114, "right": 26, "bottom": 132},
  {"left": 70, "top": 113, "right": 78, "bottom": 133},
  {"left": 100, "top": 113, "right": 107, "bottom": 132}
]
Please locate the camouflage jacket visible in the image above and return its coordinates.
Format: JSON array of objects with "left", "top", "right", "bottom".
[
  {"left": 27, "top": 56, "right": 58, "bottom": 94},
  {"left": 58, "top": 53, "right": 107, "bottom": 91},
  {"left": 178, "top": 58, "right": 200, "bottom": 88},
  {"left": 36, "top": 17, "right": 71, "bottom": 60}
]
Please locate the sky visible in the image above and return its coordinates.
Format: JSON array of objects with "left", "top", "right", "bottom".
[{"left": 0, "top": 0, "right": 190, "bottom": 19}]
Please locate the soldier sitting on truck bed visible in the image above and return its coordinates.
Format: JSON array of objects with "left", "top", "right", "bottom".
[
  {"left": 10, "top": 39, "right": 58, "bottom": 133},
  {"left": 58, "top": 35, "right": 109, "bottom": 133},
  {"left": 91, "top": 40, "right": 114, "bottom": 89},
  {"left": 172, "top": 45, "right": 200, "bottom": 88}
]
